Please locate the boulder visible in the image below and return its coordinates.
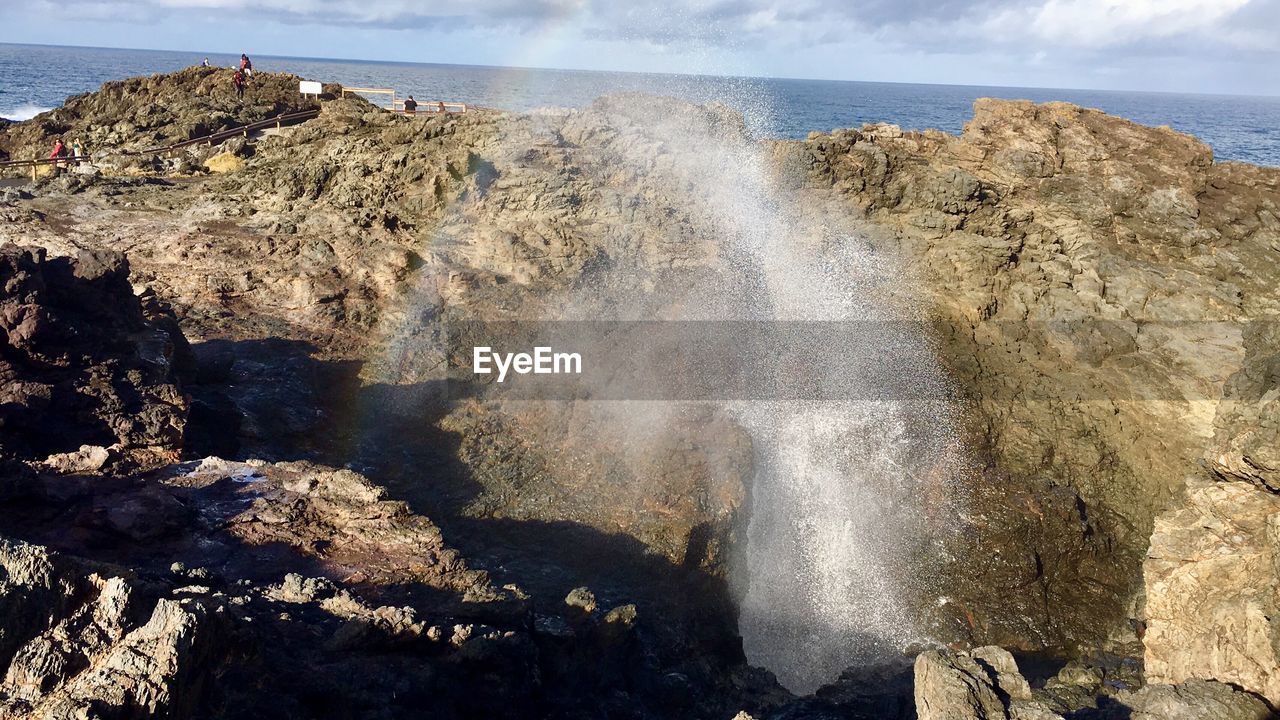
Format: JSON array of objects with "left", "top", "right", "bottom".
[
  {"left": 914, "top": 647, "right": 1063, "bottom": 720},
  {"left": 39, "top": 445, "right": 112, "bottom": 474}
]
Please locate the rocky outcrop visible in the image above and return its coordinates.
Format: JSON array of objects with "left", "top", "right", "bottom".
[
  {"left": 1207, "top": 320, "right": 1280, "bottom": 491},
  {"left": 1144, "top": 481, "right": 1280, "bottom": 705},
  {"left": 785, "top": 98, "right": 1280, "bottom": 649},
  {"left": 913, "top": 646, "right": 1271, "bottom": 720},
  {"left": 1141, "top": 296, "right": 1280, "bottom": 707},
  {"left": 0, "top": 538, "right": 219, "bottom": 719},
  {"left": 0, "top": 454, "right": 783, "bottom": 719},
  {"left": 0, "top": 244, "right": 190, "bottom": 468},
  {"left": 0, "top": 67, "right": 323, "bottom": 161},
  {"left": 914, "top": 647, "right": 1061, "bottom": 720},
  {"left": 4, "top": 68, "right": 1280, "bottom": 716},
  {"left": 1118, "top": 681, "right": 1274, "bottom": 720}
]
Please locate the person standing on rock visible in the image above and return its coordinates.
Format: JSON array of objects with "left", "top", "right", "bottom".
[
  {"left": 403, "top": 96, "right": 417, "bottom": 115},
  {"left": 48, "top": 138, "right": 68, "bottom": 170},
  {"left": 232, "top": 69, "right": 245, "bottom": 100},
  {"left": 71, "top": 140, "right": 85, "bottom": 165},
  {"left": 240, "top": 54, "right": 253, "bottom": 78},
  {"left": 202, "top": 57, "right": 210, "bottom": 67}
]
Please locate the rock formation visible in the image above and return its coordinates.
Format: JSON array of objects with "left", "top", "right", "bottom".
[
  {"left": 912, "top": 647, "right": 1271, "bottom": 720},
  {"left": 784, "top": 98, "right": 1280, "bottom": 652},
  {"left": 0, "top": 67, "right": 323, "bottom": 161},
  {"left": 0, "top": 244, "right": 190, "bottom": 468},
  {"left": 1, "top": 68, "right": 1279, "bottom": 717}
]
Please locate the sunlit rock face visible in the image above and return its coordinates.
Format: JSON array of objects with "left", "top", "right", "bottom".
[
  {"left": 781, "top": 97, "right": 1280, "bottom": 658},
  {"left": 2, "top": 64, "right": 1279, "bottom": 716}
]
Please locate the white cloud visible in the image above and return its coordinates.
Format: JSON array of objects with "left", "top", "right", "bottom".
[
  {"left": 16, "top": 0, "right": 1279, "bottom": 58},
  {"left": 993, "top": 0, "right": 1253, "bottom": 47}
]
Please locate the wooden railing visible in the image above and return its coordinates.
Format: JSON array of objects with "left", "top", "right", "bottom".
[
  {"left": 0, "top": 108, "right": 321, "bottom": 179},
  {"left": 0, "top": 89, "right": 483, "bottom": 182},
  {"left": 129, "top": 108, "right": 321, "bottom": 156},
  {"left": 0, "top": 155, "right": 89, "bottom": 182},
  {"left": 392, "top": 101, "right": 469, "bottom": 115},
  {"left": 341, "top": 86, "right": 470, "bottom": 115},
  {"left": 342, "top": 87, "right": 397, "bottom": 109}
]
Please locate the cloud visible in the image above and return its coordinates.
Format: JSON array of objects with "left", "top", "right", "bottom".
[
  {"left": 1006, "top": 0, "right": 1253, "bottom": 47},
  {"left": 19, "top": 0, "right": 1280, "bottom": 58},
  {"left": 30, "top": 0, "right": 586, "bottom": 30}
]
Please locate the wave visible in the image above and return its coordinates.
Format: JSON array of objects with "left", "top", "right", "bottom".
[{"left": 0, "top": 104, "right": 54, "bottom": 121}]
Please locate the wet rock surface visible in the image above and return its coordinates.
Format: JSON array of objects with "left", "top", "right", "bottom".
[{"left": 787, "top": 98, "right": 1280, "bottom": 652}]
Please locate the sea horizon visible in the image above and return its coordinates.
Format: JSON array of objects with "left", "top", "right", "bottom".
[
  {"left": 6, "top": 40, "right": 1280, "bottom": 102},
  {"left": 3, "top": 42, "right": 1279, "bottom": 165}
]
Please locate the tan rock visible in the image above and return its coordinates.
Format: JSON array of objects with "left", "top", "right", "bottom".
[
  {"left": 914, "top": 647, "right": 1062, "bottom": 720},
  {"left": 1144, "top": 481, "right": 1280, "bottom": 704},
  {"left": 203, "top": 151, "right": 246, "bottom": 173},
  {"left": 39, "top": 445, "right": 111, "bottom": 474}
]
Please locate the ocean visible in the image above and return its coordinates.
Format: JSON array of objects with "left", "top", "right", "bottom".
[{"left": 2, "top": 42, "right": 1278, "bottom": 166}]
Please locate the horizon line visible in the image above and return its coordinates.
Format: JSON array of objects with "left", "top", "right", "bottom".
[{"left": 4, "top": 41, "right": 1278, "bottom": 102}]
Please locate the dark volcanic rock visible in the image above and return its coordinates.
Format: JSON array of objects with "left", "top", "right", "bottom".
[{"left": 0, "top": 243, "right": 190, "bottom": 467}]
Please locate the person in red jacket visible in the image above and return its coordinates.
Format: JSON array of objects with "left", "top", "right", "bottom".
[
  {"left": 232, "top": 70, "right": 245, "bottom": 99},
  {"left": 240, "top": 54, "right": 253, "bottom": 78},
  {"left": 48, "top": 138, "right": 68, "bottom": 171}
]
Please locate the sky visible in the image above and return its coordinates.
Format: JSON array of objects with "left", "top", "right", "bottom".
[{"left": 1, "top": 0, "right": 1277, "bottom": 95}]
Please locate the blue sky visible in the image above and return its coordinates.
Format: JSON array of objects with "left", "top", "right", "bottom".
[{"left": 2, "top": 0, "right": 1277, "bottom": 95}]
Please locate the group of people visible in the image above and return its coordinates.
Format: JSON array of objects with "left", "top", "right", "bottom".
[
  {"left": 401, "top": 95, "right": 448, "bottom": 116},
  {"left": 47, "top": 137, "right": 85, "bottom": 169},
  {"left": 201, "top": 55, "right": 255, "bottom": 99},
  {"left": 232, "top": 54, "right": 253, "bottom": 99}
]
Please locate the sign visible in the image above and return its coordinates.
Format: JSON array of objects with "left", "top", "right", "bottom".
[{"left": 299, "top": 81, "right": 323, "bottom": 96}]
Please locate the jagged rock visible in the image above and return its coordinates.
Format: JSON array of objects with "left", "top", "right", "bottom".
[
  {"left": 789, "top": 97, "right": 1280, "bottom": 649},
  {"left": 1144, "top": 481, "right": 1280, "bottom": 705},
  {"left": 1116, "top": 679, "right": 1273, "bottom": 720},
  {"left": 914, "top": 648, "right": 1012, "bottom": 720},
  {"left": 0, "top": 539, "right": 79, "bottom": 668},
  {"left": 0, "top": 244, "right": 190, "bottom": 467},
  {"left": 565, "top": 587, "right": 598, "bottom": 614},
  {"left": 914, "top": 647, "right": 1064, "bottom": 720},
  {"left": 39, "top": 445, "right": 112, "bottom": 474},
  {"left": 1208, "top": 320, "right": 1280, "bottom": 491},
  {"left": 0, "top": 67, "right": 324, "bottom": 161},
  {"left": 970, "top": 646, "right": 1033, "bottom": 702}
]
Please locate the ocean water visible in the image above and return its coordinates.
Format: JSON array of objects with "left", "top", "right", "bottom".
[{"left": 2, "top": 42, "right": 1278, "bottom": 166}]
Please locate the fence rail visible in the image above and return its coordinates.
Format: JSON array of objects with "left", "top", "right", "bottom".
[
  {"left": 130, "top": 108, "right": 321, "bottom": 156},
  {"left": 0, "top": 109, "right": 321, "bottom": 179},
  {"left": 0, "top": 155, "right": 90, "bottom": 181},
  {"left": 1, "top": 87, "right": 482, "bottom": 182},
  {"left": 393, "top": 101, "right": 468, "bottom": 115}
]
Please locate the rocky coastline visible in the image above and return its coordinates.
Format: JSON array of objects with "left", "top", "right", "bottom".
[{"left": 1, "top": 70, "right": 1278, "bottom": 719}]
